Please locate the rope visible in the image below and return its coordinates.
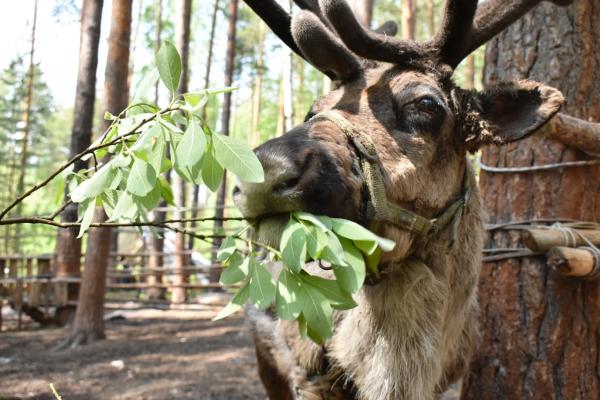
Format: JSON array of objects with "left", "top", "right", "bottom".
[
  {"left": 552, "top": 223, "right": 600, "bottom": 280},
  {"left": 482, "top": 221, "right": 600, "bottom": 280},
  {"left": 479, "top": 159, "right": 600, "bottom": 173}
]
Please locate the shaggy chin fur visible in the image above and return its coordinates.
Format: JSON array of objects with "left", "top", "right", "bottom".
[{"left": 246, "top": 169, "right": 483, "bottom": 400}]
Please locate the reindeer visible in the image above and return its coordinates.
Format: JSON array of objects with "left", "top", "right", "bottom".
[{"left": 233, "top": 0, "right": 571, "bottom": 398}]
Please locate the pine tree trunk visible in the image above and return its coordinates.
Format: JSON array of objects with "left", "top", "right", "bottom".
[
  {"left": 62, "top": 0, "right": 132, "bottom": 347},
  {"left": 465, "top": 55, "right": 475, "bottom": 90},
  {"left": 14, "top": 0, "right": 38, "bottom": 254},
  {"left": 54, "top": 0, "right": 104, "bottom": 325},
  {"left": 212, "top": 0, "right": 239, "bottom": 280},
  {"left": 188, "top": 0, "right": 220, "bottom": 257},
  {"left": 462, "top": 2, "right": 600, "bottom": 398},
  {"left": 401, "top": 0, "right": 416, "bottom": 40},
  {"left": 249, "top": 21, "right": 266, "bottom": 148},
  {"left": 170, "top": 0, "right": 192, "bottom": 304},
  {"left": 282, "top": 0, "right": 294, "bottom": 133},
  {"left": 276, "top": 71, "right": 286, "bottom": 136},
  {"left": 426, "top": 0, "right": 435, "bottom": 37},
  {"left": 350, "top": 0, "right": 373, "bottom": 28},
  {"left": 294, "top": 56, "right": 304, "bottom": 126},
  {"left": 148, "top": 0, "right": 165, "bottom": 300}
]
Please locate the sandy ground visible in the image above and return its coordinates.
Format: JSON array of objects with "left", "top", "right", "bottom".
[{"left": 0, "top": 305, "right": 266, "bottom": 400}]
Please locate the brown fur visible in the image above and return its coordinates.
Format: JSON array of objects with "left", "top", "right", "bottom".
[{"left": 234, "top": 1, "right": 565, "bottom": 398}]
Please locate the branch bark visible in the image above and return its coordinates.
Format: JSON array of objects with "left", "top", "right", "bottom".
[
  {"left": 522, "top": 228, "right": 600, "bottom": 252},
  {"left": 538, "top": 112, "right": 600, "bottom": 156},
  {"left": 546, "top": 246, "right": 600, "bottom": 279}
]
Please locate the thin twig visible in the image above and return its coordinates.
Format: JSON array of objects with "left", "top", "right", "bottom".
[
  {"left": 47, "top": 201, "right": 73, "bottom": 220},
  {"left": 0, "top": 216, "right": 245, "bottom": 227},
  {"left": 0, "top": 107, "right": 179, "bottom": 221}
]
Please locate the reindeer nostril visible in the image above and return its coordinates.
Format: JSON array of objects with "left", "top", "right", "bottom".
[{"left": 273, "top": 176, "right": 301, "bottom": 194}]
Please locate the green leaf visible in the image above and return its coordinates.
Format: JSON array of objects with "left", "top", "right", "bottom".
[
  {"left": 220, "top": 253, "right": 249, "bottom": 285},
  {"left": 294, "top": 211, "right": 331, "bottom": 231},
  {"left": 334, "top": 237, "right": 366, "bottom": 293},
  {"left": 331, "top": 218, "right": 395, "bottom": 252},
  {"left": 365, "top": 247, "right": 381, "bottom": 275},
  {"left": 135, "top": 184, "right": 161, "bottom": 210},
  {"left": 275, "top": 269, "right": 303, "bottom": 320},
  {"left": 354, "top": 239, "right": 378, "bottom": 256},
  {"left": 306, "top": 226, "right": 327, "bottom": 260},
  {"left": 212, "top": 132, "right": 264, "bottom": 183},
  {"left": 201, "top": 146, "right": 224, "bottom": 192},
  {"left": 280, "top": 220, "right": 307, "bottom": 273},
  {"left": 297, "top": 313, "right": 308, "bottom": 339},
  {"left": 301, "top": 284, "right": 333, "bottom": 344},
  {"left": 320, "top": 231, "right": 347, "bottom": 267},
  {"left": 101, "top": 190, "right": 119, "bottom": 216},
  {"left": 108, "top": 191, "right": 137, "bottom": 221},
  {"left": 213, "top": 281, "right": 250, "bottom": 321},
  {"left": 133, "top": 68, "right": 160, "bottom": 102},
  {"left": 147, "top": 134, "right": 166, "bottom": 175},
  {"left": 175, "top": 121, "right": 206, "bottom": 174},
  {"left": 157, "top": 176, "right": 174, "bottom": 206},
  {"left": 158, "top": 115, "right": 184, "bottom": 133},
  {"left": 131, "top": 123, "right": 161, "bottom": 152},
  {"left": 126, "top": 157, "right": 157, "bottom": 196},
  {"left": 70, "top": 164, "right": 116, "bottom": 203},
  {"left": 77, "top": 199, "right": 96, "bottom": 238},
  {"left": 217, "top": 236, "right": 237, "bottom": 262},
  {"left": 300, "top": 274, "right": 356, "bottom": 310},
  {"left": 156, "top": 41, "right": 182, "bottom": 93},
  {"left": 249, "top": 260, "right": 276, "bottom": 310}
]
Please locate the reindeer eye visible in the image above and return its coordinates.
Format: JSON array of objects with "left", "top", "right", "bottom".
[{"left": 415, "top": 96, "right": 440, "bottom": 114}]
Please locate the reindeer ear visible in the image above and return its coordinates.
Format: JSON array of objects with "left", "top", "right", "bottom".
[{"left": 463, "top": 80, "right": 564, "bottom": 151}]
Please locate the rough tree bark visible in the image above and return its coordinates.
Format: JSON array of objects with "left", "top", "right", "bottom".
[
  {"left": 463, "top": 1, "right": 600, "bottom": 399},
  {"left": 212, "top": 0, "right": 239, "bottom": 278},
  {"left": 170, "top": 0, "right": 192, "bottom": 304},
  {"left": 54, "top": 0, "right": 104, "bottom": 326},
  {"left": 62, "top": 0, "right": 132, "bottom": 347},
  {"left": 14, "top": 0, "right": 39, "bottom": 254},
  {"left": 148, "top": 0, "right": 165, "bottom": 300}
]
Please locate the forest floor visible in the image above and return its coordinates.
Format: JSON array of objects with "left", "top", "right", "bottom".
[
  {"left": 1, "top": 302, "right": 461, "bottom": 400},
  {"left": 0, "top": 302, "right": 267, "bottom": 400}
]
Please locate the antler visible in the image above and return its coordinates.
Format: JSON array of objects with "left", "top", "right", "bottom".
[
  {"left": 243, "top": 0, "right": 574, "bottom": 81},
  {"left": 318, "top": 0, "right": 426, "bottom": 65}
]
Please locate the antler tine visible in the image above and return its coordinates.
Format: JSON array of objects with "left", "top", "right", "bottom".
[
  {"left": 432, "top": 0, "right": 478, "bottom": 68},
  {"left": 461, "top": 0, "right": 575, "bottom": 62},
  {"left": 242, "top": 0, "right": 305, "bottom": 61},
  {"left": 319, "top": 0, "right": 426, "bottom": 65},
  {"left": 291, "top": 10, "right": 362, "bottom": 80}
]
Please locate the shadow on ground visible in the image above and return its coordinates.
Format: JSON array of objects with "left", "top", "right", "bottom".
[{"left": 0, "top": 309, "right": 266, "bottom": 400}]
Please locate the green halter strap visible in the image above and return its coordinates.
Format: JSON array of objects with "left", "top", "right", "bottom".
[{"left": 310, "top": 110, "right": 471, "bottom": 249}]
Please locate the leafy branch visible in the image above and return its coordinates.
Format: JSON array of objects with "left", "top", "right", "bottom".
[{"left": 0, "top": 41, "right": 397, "bottom": 345}]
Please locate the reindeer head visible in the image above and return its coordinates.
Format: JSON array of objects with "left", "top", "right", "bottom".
[{"left": 234, "top": 0, "right": 565, "bottom": 260}]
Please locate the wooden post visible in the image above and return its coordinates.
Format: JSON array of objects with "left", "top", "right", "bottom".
[
  {"left": 15, "top": 278, "right": 23, "bottom": 330},
  {"left": 523, "top": 228, "right": 600, "bottom": 252},
  {"left": 546, "top": 246, "right": 600, "bottom": 279},
  {"left": 38, "top": 257, "right": 51, "bottom": 316},
  {"left": 0, "top": 257, "right": 4, "bottom": 331}
]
